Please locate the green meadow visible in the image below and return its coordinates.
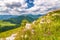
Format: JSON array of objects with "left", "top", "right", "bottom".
[{"left": 0, "top": 10, "right": 60, "bottom": 40}]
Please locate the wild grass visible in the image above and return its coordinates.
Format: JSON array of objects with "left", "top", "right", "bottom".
[{"left": 0, "top": 10, "right": 60, "bottom": 40}]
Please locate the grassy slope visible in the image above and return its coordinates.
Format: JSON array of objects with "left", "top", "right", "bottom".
[
  {"left": 0, "top": 20, "right": 16, "bottom": 27},
  {"left": 0, "top": 20, "right": 16, "bottom": 33},
  {"left": 0, "top": 14, "right": 41, "bottom": 33},
  {"left": 0, "top": 20, "right": 29, "bottom": 38},
  {"left": 15, "top": 10, "right": 60, "bottom": 40},
  {"left": 0, "top": 10, "right": 60, "bottom": 40}
]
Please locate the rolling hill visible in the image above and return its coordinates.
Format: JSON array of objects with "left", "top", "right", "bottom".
[
  {"left": 0, "top": 14, "right": 42, "bottom": 33},
  {"left": 0, "top": 10, "right": 60, "bottom": 40}
]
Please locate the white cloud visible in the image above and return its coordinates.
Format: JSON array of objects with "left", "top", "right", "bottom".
[{"left": 0, "top": 0, "right": 60, "bottom": 15}]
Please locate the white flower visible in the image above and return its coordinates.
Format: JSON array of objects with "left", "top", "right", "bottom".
[
  {"left": 52, "top": 13, "right": 60, "bottom": 16},
  {"left": 25, "top": 23, "right": 31, "bottom": 29},
  {"left": 25, "top": 34, "right": 28, "bottom": 38},
  {"left": 40, "top": 18, "right": 45, "bottom": 24},
  {"left": 21, "top": 35, "right": 24, "bottom": 38},
  {"left": 47, "top": 19, "right": 51, "bottom": 23},
  {"left": 6, "top": 33, "right": 17, "bottom": 40},
  {"left": 31, "top": 30, "right": 35, "bottom": 34},
  {"left": 32, "top": 21, "right": 36, "bottom": 24}
]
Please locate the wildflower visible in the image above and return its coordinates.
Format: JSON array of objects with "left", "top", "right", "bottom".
[
  {"left": 47, "top": 19, "right": 51, "bottom": 23},
  {"left": 32, "top": 21, "right": 36, "bottom": 24},
  {"left": 25, "top": 34, "right": 28, "bottom": 38},
  {"left": 6, "top": 33, "right": 17, "bottom": 40},
  {"left": 52, "top": 13, "right": 59, "bottom": 16},
  {"left": 21, "top": 35, "right": 24, "bottom": 38},
  {"left": 31, "top": 30, "right": 35, "bottom": 34},
  {"left": 40, "top": 18, "right": 45, "bottom": 24},
  {"left": 25, "top": 23, "right": 31, "bottom": 29}
]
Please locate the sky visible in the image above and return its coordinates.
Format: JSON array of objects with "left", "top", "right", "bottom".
[{"left": 0, "top": 0, "right": 60, "bottom": 15}]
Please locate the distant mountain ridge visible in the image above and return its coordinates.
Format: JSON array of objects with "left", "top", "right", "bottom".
[
  {"left": 1, "top": 14, "right": 42, "bottom": 24},
  {"left": 0, "top": 14, "right": 42, "bottom": 20},
  {"left": 0, "top": 15, "right": 17, "bottom": 20},
  {"left": 0, "top": 14, "right": 42, "bottom": 32}
]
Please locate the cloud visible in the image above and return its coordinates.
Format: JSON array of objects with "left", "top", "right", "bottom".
[
  {"left": 0, "top": 0, "right": 60, "bottom": 15},
  {"left": 6, "top": 2, "right": 21, "bottom": 8}
]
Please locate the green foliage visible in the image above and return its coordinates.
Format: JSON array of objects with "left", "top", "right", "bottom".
[
  {"left": 0, "top": 20, "right": 16, "bottom": 33},
  {"left": 0, "top": 20, "right": 16, "bottom": 27},
  {"left": 21, "top": 19, "right": 29, "bottom": 26}
]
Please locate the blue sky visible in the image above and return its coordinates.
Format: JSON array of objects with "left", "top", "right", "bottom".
[
  {"left": 26, "top": 0, "right": 34, "bottom": 8},
  {"left": 0, "top": 0, "right": 60, "bottom": 15}
]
